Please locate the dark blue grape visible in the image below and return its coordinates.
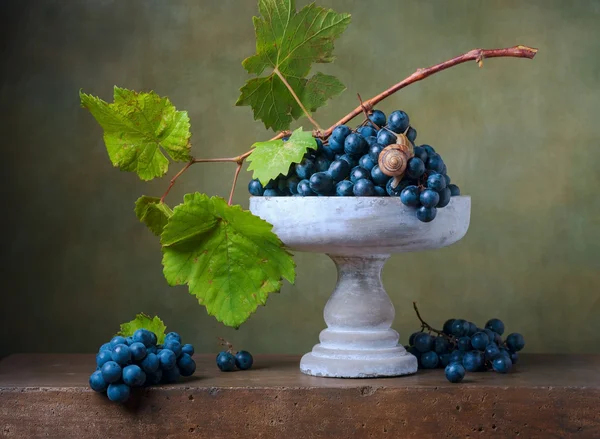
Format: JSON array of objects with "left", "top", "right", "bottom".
[
  {"left": 491, "top": 355, "right": 512, "bottom": 373},
  {"left": 406, "top": 157, "right": 425, "bottom": 179},
  {"left": 322, "top": 143, "right": 337, "bottom": 160},
  {"left": 162, "top": 365, "right": 181, "bottom": 383},
  {"left": 164, "top": 339, "right": 182, "bottom": 358},
  {"left": 216, "top": 351, "right": 236, "bottom": 372},
  {"left": 158, "top": 349, "right": 176, "bottom": 370},
  {"left": 414, "top": 333, "right": 434, "bottom": 353},
  {"left": 177, "top": 353, "right": 197, "bottom": 376},
  {"left": 400, "top": 186, "right": 420, "bottom": 207},
  {"left": 426, "top": 154, "right": 445, "bottom": 173},
  {"left": 111, "top": 344, "right": 131, "bottom": 365},
  {"left": 263, "top": 189, "right": 280, "bottom": 196},
  {"left": 509, "top": 351, "right": 519, "bottom": 364},
  {"left": 439, "top": 353, "right": 451, "bottom": 367},
  {"left": 386, "top": 178, "right": 413, "bottom": 196},
  {"left": 413, "top": 146, "right": 428, "bottom": 163},
  {"left": 437, "top": 188, "right": 451, "bottom": 208},
  {"left": 101, "top": 361, "right": 122, "bottom": 384},
  {"left": 107, "top": 383, "right": 130, "bottom": 403},
  {"left": 420, "top": 189, "right": 440, "bottom": 208},
  {"left": 443, "top": 319, "right": 456, "bottom": 335},
  {"left": 451, "top": 319, "right": 470, "bottom": 337},
  {"left": 99, "top": 342, "right": 112, "bottom": 353},
  {"left": 312, "top": 138, "right": 324, "bottom": 154},
  {"left": 444, "top": 174, "right": 451, "bottom": 186},
  {"left": 167, "top": 332, "right": 183, "bottom": 344},
  {"left": 467, "top": 322, "right": 478, "bottom": 337},
  {"left": 181, "top": 344, "right": 194, "bottom": 356},
  {"left": 129, "top": 342, "right": 147, "bottom": 362},
  {"left": 369, "top": 144, "right": 384, "bottom": 161},
  {"left": 505, "top": 333, "right": 525, "bottom": 352},
  {"left": 344, "top": 133, "right": 368, "bottom": 157},
  {"left": 376, "top": 129, "right": 397, "bottom": 146},
  {"left": 449, "top": 184, "right": 461, "bottom": 196},
  {"left": 407, "top": 346, "right": 421, "bottom": 361},
  {"left": 123, "top": 364, "right": 146, "bottom": 387},
  {"left": 248, "top": 179, "right": 264, "bottom": 196},
  {"left": 434, "top": 336, "right": 450, "bottom": 354},
  {"left": 309, "top": 172, "right": 334, "bottom": 195},
  {"left": 407, "top": 126, "right": 417, "bottom": 143},
  {"left": 328, "top": 137, "right": 344, "bottom": 154},
  {"left": 350, "top": 166, "right": 370, "bottom": 183},
  {"left": 365, "top": 136, "right": 378, "bottom": 147},
  {"left": 286, "top": 176, "right": 301, "bottom": 195},
  {"left": 441, "top": 163, "right": 447, "bottom": 175},
  {"left": 463, "top": 351, "right": 484, "bottom": 372},
  {"left": 374, "top": 186, "right": 387, "bottom": 196},
  {"left": 358, "top": 125, "right": 377, "bottom": 138},
  {"left": 295, "top": 158, "right": 316, "bottom": 180},
  {"left": 264, "top": 180, "right": 277, "bottom": 190},
  {"left": 331, "top": 125, "right": 352, "bottom": 144},
  {"left": 110, "top": 336, "right": 127, "bottom": 349},
  {"left": 457, "top": 336, "right": 472, "bottom": 352},
  {"left": 417, "top": 206, "right": 437, "bottom": 222},
  {"left": 388, "top": 110, "right": 410, "bottom": 133},
  {"left": 353, "top": 179, "right": 376, "bottom": 196},
  {"left": 358, "top": 154, "right": 377, "bottom": 171},
  {"left": 339, "top": 153, "right": 358, "bottom": 168},
  {"left": 369, "top": 109, "right": 386, "bottom": 127},
  {"left": 315, "top": 156, "right": 331, "bottom": 173},
  {"left": 96, "top": 351, "right": 112, "bottom": 368},
  {"left": 498, "top": 348, "right": 512, "bottom": 363},
  {"left": 471, "top": 332, "right": 490, "bottom": 350},
  {"left": 140, "top": 352, "right": 159, "bottom": 373},
  {"left": 427, "top": 173, "right": 446, "bottom": 191},
  {"left": 449, "top": 350, "right": 464, "bottom": 364},
  {"left": 235, "top": 351, "right": 254, "bottom": 370},
  {"left": 145, "top": 369, "right": 162, "bottom": 385},
  {"left": 484, "top": 343, "right": 501, "bottom": 361},
  {"left": 445, "top": 363, "right": 466, "bottom": 383},
  {"left": 485, "top": 319, "right": 505, "bottom": 336},
  {"left": 89, "top": 370, "right": 108, "bottom": 392},
  {"left": 409, "top": 332, "right": 421, "bottom": 346},
  {"left": 277, "top": 177, "right": 290, "bottom": 196},
  {"left": 370, "top": 165, "right": 390, "bottom": 186},
  {"left": 328, "top": 159, "right": 351, "bottom": 182},
  {"left": 125, "top": 336, "right": 134, "bottom": 346},
  {"left": 422, "top": 144, "right": 436, "bottom": 155},
  {"left": 297, "top": 179, "right": 316, "bottom": 196},
  {"left": 421, "top": 351, "right": 439, "bottom": 369}
]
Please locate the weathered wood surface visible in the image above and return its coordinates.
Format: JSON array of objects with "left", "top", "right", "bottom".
[{"left": 0, "top": 354, "right": 598, "bottom": 438}]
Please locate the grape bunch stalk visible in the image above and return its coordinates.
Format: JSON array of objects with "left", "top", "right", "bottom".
[
  {"left": 89, "top": 329, "right": 196, "bottom": 403},
  {"left": 408, "top": 302, "right": 525, "bottom": 383},
  {"left": 248, "top": 108, "right": 461, "bottom": 223}
]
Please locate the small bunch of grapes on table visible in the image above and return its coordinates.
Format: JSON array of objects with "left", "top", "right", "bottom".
[
  {"left": 249, "top": 109, "right": 461, "bottom": 223},
  {"left": 407, "top": 315, "right": 525, "bottom": 383},
  {"left": 89, "top": 330, "right": 196, "bottom": 403}
]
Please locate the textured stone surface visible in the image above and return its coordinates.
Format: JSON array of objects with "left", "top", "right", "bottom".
[
  {"left": 250, "top": 197, "right": 469, "bottom": 378},
  {"left": 0, "top": 354, "right": 599, "bottom": 438}
]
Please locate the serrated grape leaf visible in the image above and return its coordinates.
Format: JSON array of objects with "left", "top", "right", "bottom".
[
  {"left": 160, "top": 193, "right": 295, "bottom": 328},
  {"left": 236, "top": 0, "right": 351, "bottom": 131},
  {"left": 247, "top": 127, "right": 315, "bottom": 184},
  {"left": 134, "top": 196, "right": 173, "bottom": 236},
  {"left": 117, "top": 313, "right": 167, "bottom": 344},
  {"left": 80, "top": 87, "right": 191, "bottom": 181}
]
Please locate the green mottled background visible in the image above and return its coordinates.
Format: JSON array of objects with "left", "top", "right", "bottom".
[{"left": 1, "top": 0, "right": 599, "bottom": 357}]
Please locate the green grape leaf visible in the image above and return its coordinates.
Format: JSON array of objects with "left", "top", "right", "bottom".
[
  {"left": 80, "top": 87, "right": 191, "bottom": 181},
  {"left": 117, "top": 313, "right": 167, "bottom": 344},
  {"left": 161, "top": 193, "right": 295, "bottom": 328},
  {"left": 134, "top": 196, "right": 173, "bottom": 236},
  {"left": 247, "top": 127, "right": 315, "bottom": 185},
  {"left": 236, "top": 0, "right": 351, "bottom": 131}
]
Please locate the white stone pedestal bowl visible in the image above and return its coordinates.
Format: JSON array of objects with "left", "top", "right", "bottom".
[{"left": 250, "top": 196, "right": 471, "bottom": 378}]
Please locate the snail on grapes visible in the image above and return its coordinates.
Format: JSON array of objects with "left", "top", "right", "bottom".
[{"left": 378, "top": 132, "right": 415, "bottom": 188}]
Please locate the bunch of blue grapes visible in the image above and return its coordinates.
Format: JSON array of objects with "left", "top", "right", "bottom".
[
  {"left": 216, "top": 350, "right": 254, "bottom": 372},
  {"left": 89, "top": 330, "right": 196, "bottom": 403},
  {"left": 406, "top": 317, "right": 525, "bottom": 383},
  {"left": 248, "top": 109, "right": 461, "bottom": 222}
]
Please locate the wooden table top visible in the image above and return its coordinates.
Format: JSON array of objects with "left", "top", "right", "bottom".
[{"left": 0, "top": 354, "right": 598, "bottom": 438}]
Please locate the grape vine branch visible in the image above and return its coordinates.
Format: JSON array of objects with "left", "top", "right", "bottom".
[{"left": 160, "top": 45, "right": 537, "bottom": 205}]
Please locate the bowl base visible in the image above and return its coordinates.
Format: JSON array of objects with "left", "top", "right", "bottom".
[{"left": 300, "top": 346, "right": 418, "bottom": 378}]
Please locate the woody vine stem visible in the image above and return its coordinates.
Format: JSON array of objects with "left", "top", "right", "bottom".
[{"left": 160, "top": 45, "right": 537, "bottom": 205}]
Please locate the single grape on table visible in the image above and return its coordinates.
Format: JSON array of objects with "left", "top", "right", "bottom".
[
  {"left": 248, "top": 108, "right": 461, "bottom": 223},
  {"left": 407, "top": 304, "right": 525, "bottom": 383},
  {"left": 89, "top": 329, "right": 196, "bottom": 404}
]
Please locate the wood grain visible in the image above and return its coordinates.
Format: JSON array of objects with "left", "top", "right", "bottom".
[{"left": 0, "top": 354, "right": 598, "bottom": 438}]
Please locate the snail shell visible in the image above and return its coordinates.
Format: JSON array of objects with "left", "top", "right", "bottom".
[
  {"left": 394, "top": 133, "right": 415, "bottom": 159},
  {"left": 378, "top": 145, "right": 409, "bottom": 189}
]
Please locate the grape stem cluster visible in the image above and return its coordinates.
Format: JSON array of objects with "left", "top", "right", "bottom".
[
  {"left": 160, "top": 45, "right": 537, "bottom": 206},
  {"left": 413, "top": 301, "right": 446, "bottom": 336}
]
